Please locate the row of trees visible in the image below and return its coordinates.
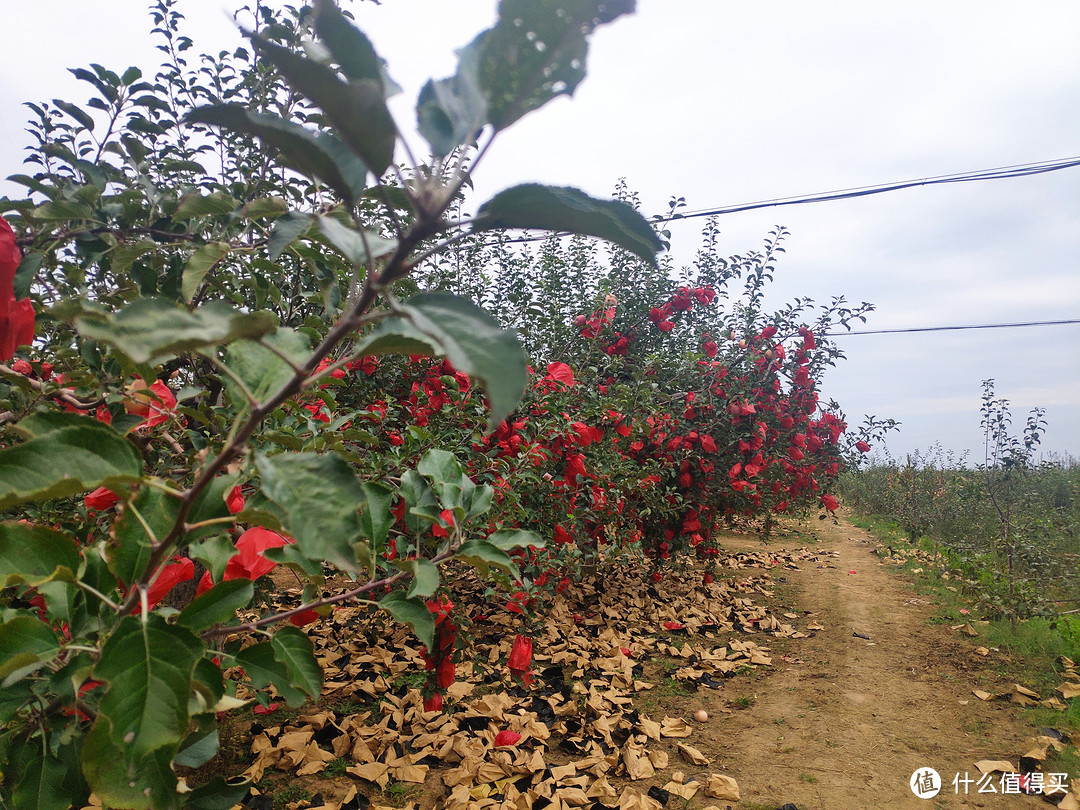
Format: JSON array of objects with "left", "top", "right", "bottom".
[
  {"left": 0, "top": 1, "right": 888, "bottom": 806},
  {"left": 840, "top": 381, "right": 1078, "bottom": 619}
]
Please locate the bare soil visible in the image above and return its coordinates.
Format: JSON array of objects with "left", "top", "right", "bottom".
[{"left": 692, "top": 515, "right": 1038, "bottom": 809}]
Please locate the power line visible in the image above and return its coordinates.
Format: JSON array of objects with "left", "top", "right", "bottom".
[
  {"left": 476, "top": 155, "right": 1080, "bottom": 246},
  {"left": 669, "top": 155, "right": 1080, "bottom": 222},
  {"left": 823, "top": 318, "right": 1080, "bottom": 337}
]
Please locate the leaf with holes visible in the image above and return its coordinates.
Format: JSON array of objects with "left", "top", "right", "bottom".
[
  {"left": 477, "top": 0, "right": 635, "bottom": 130},
  {"left": 313, "top": 0, "right": 398, "bottom": 96}
]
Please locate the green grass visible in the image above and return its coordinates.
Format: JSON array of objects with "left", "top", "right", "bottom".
[
  {"left": 391, "top": 670, "right": 428, "bottom": 691},
  {"left": 383, "top": 781, "right": 421, "bottom": 807},
  {"left": 655, "top": 676, "right": 693, "bottom": 697},
  {"left": 262, "top": 782, "right": 310, "bottom": 808},
  {"left": 1043, "top": 743, "right": 1080, "bottom": 784},
  {"left": 325, "top": 757, "right": 350, "bottom": 777},
  {"left": 983, "top": 617, "right": 1080, "bottom": 664},
  {"left": 846, "top": 513, "right": 909, "bottom": 544},
  {"left": 326, "top": 696, "right": 380, "bottom": 715},
  {"left": 855, "top": 511, "right": 1080, "bottom": 783},
  {"left": 654, "top": 656, "right": 682, "bottom": 673}
]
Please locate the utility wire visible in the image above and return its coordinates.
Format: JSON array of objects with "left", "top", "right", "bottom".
[
  {"left": 822, "top": 318, "right": 1080, "bottom": 337},
  {"left": 476, "top": 155, "right": 1080, "bottom": 246},
  {"left": 669, "top": 155, "right": 1080, "bottom": 222}
]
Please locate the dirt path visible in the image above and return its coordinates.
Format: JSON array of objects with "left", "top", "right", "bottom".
[{"left": 701, "top": 515, "right": 1038, "bottom": 809}]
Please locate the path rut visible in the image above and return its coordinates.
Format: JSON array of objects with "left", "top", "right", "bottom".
[{"left": 700, "top": 516, "right": 1039, "bottom": 809}]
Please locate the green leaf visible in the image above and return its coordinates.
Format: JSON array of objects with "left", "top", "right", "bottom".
[
  {"left": 380, "top": 590, "right": 434, "bottom": 651},
  {"left": 188, "top": 535, "right": 237, "bottom": 583},
  {"left": 93, "top": 615, "right": 202, "bottom": 761},
  {"left": 75, "top": 297, "right": 277, "bottom": 364},
  {"left": 474, "top": 184, "right": 662, "bottom": 265},
  {"left": 0, "top": 521, "right": 80, "bottom": 586},
  {"left": 174, "top": 715, "right": 219, "bottom": 769},
  {"left": 416, "top": 41, "right": 487, "bottom": 156},
  {"left": 404, "top": 559, "right": 440, "bottom": 600},
  {"left": 417, "top": 448, "right": 471, "bottom": 514},
  {"left": 187, "top": 475, "right": 237, "bottom": 541},
  {"left": 417, "top": 448, "right": 465, "bottom": 488},
  {"left": 187, "top": 106, "right": 367, "bottom": 205},
  {"left": 176, "top": 580, "right": 254, "bottom": 632},
  {"left": 222, "top": 328, "right": 310, "bottom": 406},
  {"left": 255, "top": 451, "right": 368, "bottom": 574},
  {"left": 31, "top": 199, "right": 96, "bottom": 221},
  {"left": 249, "top": 35, "right": 396, "bottom": 176},
  {"left": 185, "top": 777, "right": 251, "bottom": 810},
  {"left": 455, "top": 540, "right": 518, "bottom": 578},
  {"left": 398, "top": 469, "right": 439, "bottom": 534},
  {"left": 478, "top": 0, "right": 635, "bottom": 130},
  {"left": 190, "top": 657, "right": 225, "bottom": 716},
  {"left": 54, "top": 99, "right": 96, "bottom": 130},
  {"left": 181, "top": 242, "right": 231, "bottom": 303},
  {"left": 108, "top": 486, "right": 180, "bottom": 586},
  {"left": 109, "top": 240, "right": 158, "bottom": 276},
  {"left": 0, "top": 680, "right": 33, "bottom": 724},
  {"left": 355, "top": 292, "right": 527, "bottom": 430},
  {"left": 268, "top": 212, "right": 314, "bottom": 261},
  {"left": 464, "top": 482, "right": 495, "bottom": 520},
  {"left": 271, "top": 626, "right": 323, "bottom": 699},
  {"left": 81, "top": 721, "right": 179, "bottom": 810},
  {"left": 0, "top": 415, "right": 141, "bottom": 511},
  {"left": 313, "top": 0, "right": 396, "bottom": 94},
  {"left": 357, "top": 481, "right": 393, "bottom": 549},
  {"left": 485, "top": 528, "right": 544, "bottom": 551},
  {"left": 13, "top": 251, "right": 42, "bottom": 300},
  {"left": 240, "top": 196, "right": 289, "bottom": 220},
  {"left": 11, "top": 752, "right": 75, "bottom": 810},
  {"left": 316, "top": 215, "right": 397, "bottom": 266},
  {"left": 0, "top": 616, "right": 60, "bottom": 686},
  {"left": 173, "top": 191, "right": 239, "bottom": 220},
  {"left": 235, "top": 641, "right": 305, "bottom": 706},
  {"left": 80, "top": 551, "right": 118, "bottom": 617}
]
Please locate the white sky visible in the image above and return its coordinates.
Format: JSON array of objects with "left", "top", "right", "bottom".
[{"left": 2, "top": 1, "right": 1078, "bottom": 463}]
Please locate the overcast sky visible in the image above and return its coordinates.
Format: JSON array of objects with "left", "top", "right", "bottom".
[{"left": 2, "top": 1, "right": 1078, "bottom": 463}]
